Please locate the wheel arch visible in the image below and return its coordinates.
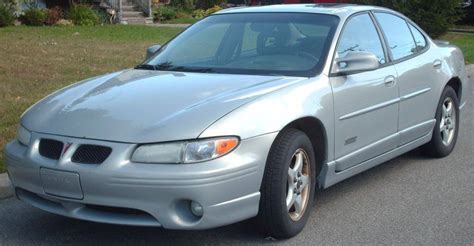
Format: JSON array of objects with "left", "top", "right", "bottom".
[
  {"left": 282, "top": 117, "right": 328, "bottom": 179},
  {"left": 445, "top": 77, "right": 462, "bottom": 101}
]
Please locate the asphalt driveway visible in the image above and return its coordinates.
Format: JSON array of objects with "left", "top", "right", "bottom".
[{"left": 0, "top": 70, "right": 472, "bottom": 245}]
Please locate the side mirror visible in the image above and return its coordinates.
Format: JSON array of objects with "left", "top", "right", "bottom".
[
  {"left": 146, "top": 44, "right": 161, "bottom": 60},
  {"left": 332, "top": 51, "right": 380, "bottom": 75}
]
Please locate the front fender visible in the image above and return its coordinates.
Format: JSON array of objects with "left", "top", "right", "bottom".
[{"left": 199, "top": 76, "right": 335, "bottom": 161}]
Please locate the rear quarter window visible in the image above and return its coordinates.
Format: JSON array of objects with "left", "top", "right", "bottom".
[{"left": 408, "top": 24, "right": 427, "bottom": 51}]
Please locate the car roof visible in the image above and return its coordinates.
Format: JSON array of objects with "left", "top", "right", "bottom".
[{"left": 215, "top": 4, "right": 394, "bottom": 19}]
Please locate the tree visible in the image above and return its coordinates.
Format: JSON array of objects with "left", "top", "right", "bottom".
[{"left": 352, "top": 0, "right": 465, "bottom": 38}]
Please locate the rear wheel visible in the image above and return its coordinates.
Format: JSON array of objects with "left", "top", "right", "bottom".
[
  {"left": 257, "top": 128, "right": 316, "bottom": 239},
  {"left": 421, "top": 86, "right": 460, "bottom": 157}
]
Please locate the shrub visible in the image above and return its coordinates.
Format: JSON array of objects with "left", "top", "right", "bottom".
[
  {"left": 0, "top": 0, "right": 17, "bottom": 11},
  {"left": 170, "top": 0, "right": 195, "bottom": 11},
  {"left": 45, "top": 6, "right": 63, "bottom": 25},
  {"left": 191, "top": 5, "right": 221, "bottom": 19},
  {"left": 68, "top": 5, "right": 99, "bottom": 26},
  {"left": 155, "top": 6, "right": 177, "bottom": 21},
  {"left": 22, "top": 7, "right": 47, "bottom": 26},
  {"left": 0, "top": 5, "right": 14, "bottom": 27},
  {"left": 205, "top": 5, "right": 221, "bottom": 15},
  {"left": 176, "top": 11, "right": 191, "bottom": 18},
  {"left": 353, "top": 0, "right": 464, "bottom": 38},
  {"left": 394, "top": 0, "right": 464, "bottom": 38},
  {"left": 191, "top": 8, "right": 206, "bottom": 19},
  {"left": 94, "top": 8, "right": 109, "bottom": 24}
]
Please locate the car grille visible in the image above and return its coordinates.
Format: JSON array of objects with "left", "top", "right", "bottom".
[
  {"left": 39, "top": 139, "right": 64, "bottom": 160},
  {"left": 71, "top": 145, "right": 112, "bottom": 164}
]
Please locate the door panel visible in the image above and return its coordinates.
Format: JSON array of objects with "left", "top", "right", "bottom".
[
  {"left": 395, "top": 52, "right": 439, "bottom": 144},
  {"left": 330, "top": 13, "right": 399, "bottom": 171},
  {"left": 331, "top": 67, "right": 399, "bottom": 171},
  {"left": 374, "top": 13, "right": 439, "bottom": 144}
]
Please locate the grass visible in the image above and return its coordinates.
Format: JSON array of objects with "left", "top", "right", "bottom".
[
  {"left": 441, "top": 32, "right": 474, "bottom": 64},
  {"left": 0, "top": 25, "right": 183, "bottom": 173},
  {"left": 0, "top": 26, "right": 473, "bottom": 173}
]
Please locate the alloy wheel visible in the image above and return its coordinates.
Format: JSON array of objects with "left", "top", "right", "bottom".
[
  {"left": 286, "top": 148, "right": 311, "bottom": 221},
  {"left": 440, "top": 97, "right": 456, "bottom": 146}
]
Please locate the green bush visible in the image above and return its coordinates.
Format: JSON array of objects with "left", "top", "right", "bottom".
[
  {"left": 191, "top": 5, "right": 222, "bottom": 19},
  {"left": 68, "top": 5, "right": 99, "bottom": 26},
  {"left": 0, "top": 0, "right": 18, "bottom": 11},
  {"left": 395, "top": 0, "right": 464, "bottom": 38},
  {"left": 0, "top": 5, "right": 14, "bottom": 27},
  {"left": 170, "top": 0, "right": 195, "bottom": 11},
  {"left": 22, "top": 7, "right": 47, "bottom": 26},
  {"left": 176, "top": 11, "right": 191, "bottom": 18},
  {"left": 353, "top": 0, "right": 464, "bottom": 38},
  {"left": 94, "top": 8, "right": 109, "bottom": 24},
  {"left": 191, "top": 8, "right": 206, "bottom": 19},
  {"left": 205, "top": 5, "right": 221, "bottom": 15},
  {"left": 155, "top": 6, "right": 177, "bottom": 21}
]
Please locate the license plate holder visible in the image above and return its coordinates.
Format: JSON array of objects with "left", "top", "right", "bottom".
[{"left": 40, "top": 168, "right": 84, "bottom": 199}]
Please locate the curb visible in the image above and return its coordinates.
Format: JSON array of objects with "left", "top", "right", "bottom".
[{"left": 0, "top": 173, "right": 13, "bottom": 199}]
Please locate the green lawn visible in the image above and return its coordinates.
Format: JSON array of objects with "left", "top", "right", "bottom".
[{"left": 0, "top": 26, "right": 473, "bottom": 173}]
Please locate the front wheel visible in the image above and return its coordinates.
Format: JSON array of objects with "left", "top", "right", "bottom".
[
  {"left": 257, "top": 128, "right": 316, "bottom": 239},
  {"left": 421, "top": 86, "right": 460, "bottom": 157}
]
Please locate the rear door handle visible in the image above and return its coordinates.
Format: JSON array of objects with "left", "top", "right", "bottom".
[
  {"left": 433, "top": 60, "right": 442, "bottom": 69},
  {"left": 384, "top": 75, "right": 396, "bottom": 87}
]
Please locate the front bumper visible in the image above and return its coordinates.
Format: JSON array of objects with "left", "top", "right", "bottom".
[{"left": 4, "top": 132, "right": 277, "bottom": 229}]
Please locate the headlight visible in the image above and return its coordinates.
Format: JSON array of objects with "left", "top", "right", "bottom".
[
  {"left": 131, "top": 137, "right": 239, "bottom": 164},
  {"left": 17, "top": 125, "right": 32, "bottom": 146}
]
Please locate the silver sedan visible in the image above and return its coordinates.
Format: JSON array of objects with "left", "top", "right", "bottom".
[{"left": 4, "top": 4, "right": 469, "bottom": 238}]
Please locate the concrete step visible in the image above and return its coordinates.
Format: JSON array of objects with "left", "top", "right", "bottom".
[
  {"left": 121, "top": 5, "right": 138, "bottom": 11},
  {"left": 122, "top": 11, "right": 145, "bottom": 18},
  {"left": 122, "top": 17, "right": 153, "bottom": 25}
]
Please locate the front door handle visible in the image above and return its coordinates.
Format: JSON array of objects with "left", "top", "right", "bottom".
[
  {"left": 433, "top": 60, "right": 442, "bottom": 69},
  {"left": 384, "top": 76, "right": 396, "bottom": 87}
]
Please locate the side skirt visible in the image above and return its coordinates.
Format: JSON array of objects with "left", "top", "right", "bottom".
[{"left": 318, "top": 131, "right": 432, "bottom": 189}]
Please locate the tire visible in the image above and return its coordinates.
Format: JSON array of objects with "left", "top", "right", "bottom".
[
  {"left": 257, "top": 128, "right": 316, "bottom": 239},
  {"left": 421, "top": 86, "right": 460, "bottom": 157}
]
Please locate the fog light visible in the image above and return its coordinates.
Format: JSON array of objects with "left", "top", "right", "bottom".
[{"left": 190, "top": 201, "right": 203, "bottom": 217}]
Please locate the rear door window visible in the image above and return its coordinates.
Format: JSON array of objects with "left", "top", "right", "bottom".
[{"left": 374, "top": 13, "right": 417, "bottom": 60}]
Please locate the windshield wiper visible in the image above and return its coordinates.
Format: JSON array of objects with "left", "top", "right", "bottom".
[
  {"left": 170, "top": 66, "right": 216, "bottom": 73},
  {"left": 135, "top": 64, "right": 156, "bottom": 70},
  {"left": 136, "top": 62, "right": 216, "bottom": 74},
  {"left": 155, "top": 63, "right": 216, "bottom": 73}
]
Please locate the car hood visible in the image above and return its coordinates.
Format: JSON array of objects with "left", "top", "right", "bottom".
[{"left": 22, "top": 69, "right": 304, "bottom": 143}]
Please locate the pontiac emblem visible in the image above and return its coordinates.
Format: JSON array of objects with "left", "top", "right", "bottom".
[{"left": 63, "top": 142, "right": 73, "bottom": 155}]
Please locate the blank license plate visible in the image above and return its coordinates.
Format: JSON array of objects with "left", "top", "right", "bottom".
[{"left": 40, "top": 168, "right": 83, "bottom": 199}]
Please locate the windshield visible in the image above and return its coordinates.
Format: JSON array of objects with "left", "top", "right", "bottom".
[{"left": 141, "top": 13, "right": 339, "bottom": 77}]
